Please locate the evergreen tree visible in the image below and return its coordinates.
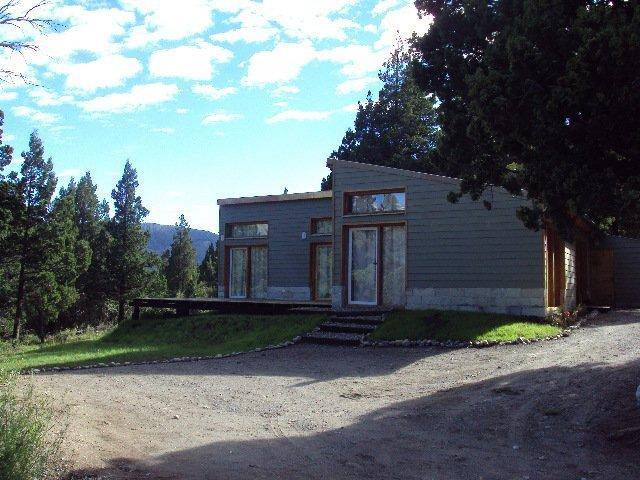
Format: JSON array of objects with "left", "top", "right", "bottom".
[
  {"left": 25, "top": 186, "right": 90, "bottom": 340},
  {"left": 413, "top": 0, "right": 640, "bottom": 237},
  {"left": 166, "top": 214, "right": 198, "bottom": 297},
  {"left": 198, "top": 242, "right": 218, "bottom": 297},
  {"left": 8, "top": 131, "right": 57, "bottom": 340},
  {"left": 322, "top": 39, "right": 441, "bottom": 190},
  {"left": 108, "top": 160, "right": 150, "bottom": 323},
  {"left": 0, "top": 111, "right": 15, "bottom": 327}
]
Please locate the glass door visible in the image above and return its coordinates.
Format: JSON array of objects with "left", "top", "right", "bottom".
[
  {"left": 382, "top": 225, "right": 406, "bottom": 306},
  {"left": 314, "top": 244, "right": 333, "bottom": 301},
  {"left": 229, "top": 248, "right": 248, "bottom": 298},
  {"left": 250, "top": 246, "right": 268, "bottom": 299},
  {"left": 348, "top": 227, "right": 378, "bottom": 305}
]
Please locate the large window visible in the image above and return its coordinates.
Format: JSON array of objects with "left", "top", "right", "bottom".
[
  {"left": 228, "top": 222, "right": 268, "bottom": 238},
  {"left": 311, "top": 217, "right": 332, "bottom": 235},
  {"left": 346, "top": 191, "right": 405, "bottom": 214}
]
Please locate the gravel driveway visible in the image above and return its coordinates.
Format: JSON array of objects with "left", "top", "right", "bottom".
[{"left": 35, "top": 310, "right": 640, "bottom": 480}]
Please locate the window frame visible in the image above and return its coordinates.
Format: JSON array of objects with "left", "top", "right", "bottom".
[
  {"left": 226, "top": 221, "right": 269, "bottom": 239},
  {"left": 310, "top": 217, "right": 333, "bottom": 236},
  {"left": 343, "top": 188, "right": 406, "bottom": 216}
]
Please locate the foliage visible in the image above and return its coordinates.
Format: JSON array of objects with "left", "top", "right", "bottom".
[
  {"left": 322, "top": 38, "right": 442, "bottom": 190},
  {"left": 371, "top": 309, "right": 561, "bottom": 342},
  {"left": 0, "top": 313, "right": 327, "bottom": 371},
  {"left": 198, "top": 242, "right": 218, "bottom": 297},
  {"left": 107, "top": 160, "right": 150, "bottom": 323},
  {"left": 166, "top": 214, "right": 198, "bottom": 297},
  {"left": 0, "top": 370, "right": 60, "bottom": 480},
  {"left": 413, "top": 0, "right": 640, "bottom": 238}
]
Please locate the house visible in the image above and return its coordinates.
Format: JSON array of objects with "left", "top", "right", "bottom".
[{"left": 217, "top": 159, "right": 640, "bottom": 316}]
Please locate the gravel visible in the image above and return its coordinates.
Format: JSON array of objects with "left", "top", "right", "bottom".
[{"left": 35, "top": 309, "right": 640, "bottom": 480}]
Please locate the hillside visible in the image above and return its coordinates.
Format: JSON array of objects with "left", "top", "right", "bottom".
[{"left": 143, "top": 223, "right": 218, "bottom": 263}]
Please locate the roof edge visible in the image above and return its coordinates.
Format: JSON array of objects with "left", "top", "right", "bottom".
[
  {"left": 326, "top": 158, "right": 461, "bottom": 185},
  {"left": 218, "top": 190, "right": 332, "bottom": 206}
]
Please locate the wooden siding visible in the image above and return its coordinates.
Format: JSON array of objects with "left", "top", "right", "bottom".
[
  {"left": 331, "top": 161, "right": 544, "bottom": 290},
  {"left": 606, "top": 236, "right": 640, "bottom": 307},
  {"left": 218, "top": 198, "right": 332, "bottom": 291}
]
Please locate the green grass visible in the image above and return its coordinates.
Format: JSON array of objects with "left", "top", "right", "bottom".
[
  {"left": 370, "top": 309, "right": 561, "bottom": 342},
  {"left": 0, "top": 313, "right": 326, "bottom": 372}
]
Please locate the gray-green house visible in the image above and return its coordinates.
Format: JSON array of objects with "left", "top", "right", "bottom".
[{"left": 217, "top": 159, "right": 640, "bottom": 316}]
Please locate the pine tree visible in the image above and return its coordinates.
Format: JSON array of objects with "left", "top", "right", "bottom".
[
  {"left": 108, "top": 160, "right": 150, "bottom": 323},
  {"left": 198, "top": 242, "right": 218, "bottom": 297},
  {"left": 322, "top": 39, "right": 442, "bottom": 190},
  {"left": 166, "top": 214, "right": 198, "bottom": 297},
  {"left": 0, "top": 111, "right": 15, "bottom": 326},
  {"left": 9, "top": 131, "right": 57, "bottom": 340},
  {"left": 25, "top": 186, "right": 90, "bottom": 340}
]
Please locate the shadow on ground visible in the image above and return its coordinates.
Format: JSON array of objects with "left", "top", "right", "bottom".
[{"left": 67, "top": 357, "right": 640, "bottom": 480}]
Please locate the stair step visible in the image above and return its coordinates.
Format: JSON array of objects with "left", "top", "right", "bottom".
[
  {"left": 328, "top": 315, "right": 386, "bottom": 325},
  {"left": 302, "top": 331, "right": 363, "bottom": 346},
  {"left": 320, "top": 322, "right": 378, "bottom": 334}
]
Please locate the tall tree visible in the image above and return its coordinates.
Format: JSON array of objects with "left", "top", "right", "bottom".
[
  {"left": 0, "top": 110, "right": 14, "bottom": 328},
  {"left": 9, "top": 131, "right": 56, "bottom": 340},
  {"left": 166, "top": 214, "right": 198, "bottom": 297},
  {"left": 25, "top": 185, "right": 90, "bottom": 340},
  {"left": 322, "top": 38, "right": 441, "bottom": 190},
  {"left": 198, "top": 242, "right": 218, "bottom": 297},
  {"left": 108, "top": 160, "right": 149, "bottom": 323},
  {"left": 413, "top": 0, "right": 640, "bottom": 237}
]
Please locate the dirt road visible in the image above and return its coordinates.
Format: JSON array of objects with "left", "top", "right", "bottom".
[{"left": 35, "top": 310, "right": 640, "bottom": 480}]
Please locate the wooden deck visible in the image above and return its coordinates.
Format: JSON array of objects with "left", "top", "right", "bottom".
[{"left": 130, "top": 297, "right": 331, "bottom": 319}]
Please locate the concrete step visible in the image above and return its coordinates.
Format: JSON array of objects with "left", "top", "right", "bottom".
[
  {"left": 302, "top": 331, "right": 363, "bottom": 346},
  {"left": 320, "top": 322, "right": 378, "bottom": 334},
  {"left": 328, "top": 315, "right": 386, "bottom": 325}
]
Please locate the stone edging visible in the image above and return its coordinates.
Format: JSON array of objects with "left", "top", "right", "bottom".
[
  {"left": 361, "top": 310, "right": 599, "bottom": 349},
  {"left": 22, "top": 336, "right": 304, "bottom": 375}
]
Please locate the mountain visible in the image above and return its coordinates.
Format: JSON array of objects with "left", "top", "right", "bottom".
[{"left": 143, "top": 223, "right": 218, "bottom": 263}]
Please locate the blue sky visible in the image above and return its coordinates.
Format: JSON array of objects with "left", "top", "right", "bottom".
[{"left": 0, "top": 0, "right": 431, "bottom": 232}]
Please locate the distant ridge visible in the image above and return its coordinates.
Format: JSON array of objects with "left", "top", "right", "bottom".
[{"left": 143, "top": 223, "right": 218, "bottom": 263}]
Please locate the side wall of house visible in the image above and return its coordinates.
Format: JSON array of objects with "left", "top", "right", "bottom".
[
  {"left": 218, "top": 198, "right": 332, "bottom": 300},
  {"left": 331, "top": 161, "right": 546, "bottom": 316},
  {"left": 564, "top": 242, "right": 577, "bottom": 309},
  {"left": 606, "top": 236, "right": 640, "bottom": 307}
]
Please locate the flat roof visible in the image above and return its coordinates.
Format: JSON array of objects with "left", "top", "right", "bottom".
[{"left": 217, "top": 190, "right": 332, "bottom": 206}]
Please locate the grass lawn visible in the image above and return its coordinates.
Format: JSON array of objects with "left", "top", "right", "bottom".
[
  {"left": 370, "top": 309, "right": 561, "bottom": 342},
  {"left": 0, "top": 313, "right": 326, "bottom": 372}
]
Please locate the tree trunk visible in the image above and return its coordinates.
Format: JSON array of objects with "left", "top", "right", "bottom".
[{"left": 12, "top": 261, "right": 25, "bottom": 341}]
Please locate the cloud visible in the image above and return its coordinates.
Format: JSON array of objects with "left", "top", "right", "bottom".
[
  {"left": 211, "top": 26, "right": 278, "bottom": 44},
  {"left": 176, "top": 108, "right": 189, "bottom": 114},
  {"left": 51, "top": 55, "right": 142, "bottom": 93},
  {"left": 3, "top": 134, "right": 16, "bottom": 142},
  {"left": 273, "top": 101, "right": 288, "bottom": 108},
  {"left": 0, "top": 91, "right": 17, "bottom": 101},
  {"left": 78, "top": 83, "right": 179, "bottom": 114},
  {"left": 342, "top": 103, "right": 360, "bottom": 112},
  {"left": 192, "top": 84, "right": 237, "bottom": 100},
  {"left": 28, "top": 89, "right": 74, "bottom": 107},
  {"left": 373, "top": 0, "right": 400, "bottom": 15},
  {"left": 58, "top": 168, "right": 81, "bottom": 178},
  {"left": 375, "top": 3, "right": 433, "bottom": 50},
  {"left": 266, "top": 109, "right": 333, "bottom": 124},
  {"left": 202, "top": 112, "right": 243, "bottom": 124},
  {"left": 271, "top": 85, "right": 300, "bottom": 96},
  {"left": 151, "top": 127, "right": 175, "bottom": 134},
  {"left": 122, "top": 0, "right": 216, "bottom": 47},
  {"left": 336, "top": 76, "right": 379, "bottom": 94},
  {"left": 12, "top": 106, "right": 61, "bottom": 125},
  {"left": 242, "top": 41, "right": 315, "bottom": 86},
  {"left": 149, "top": 42, "right": 233, "bottom": 81},
  {"left": 317, "top": 44, "right": 384, "bottom": 78}
]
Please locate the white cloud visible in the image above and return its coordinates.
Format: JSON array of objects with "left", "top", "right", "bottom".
[
  {"left": 149, "top": 42, "right": 233, "bottom": 81},
  {"left": 336, "top": 76, "right": 379, "bottom": 94},
  {"left": 375, "top": 3, "right": 433, "bottom": 50},
  {"left": 266, "top": 109, "right": 333, "bottom": 124},
  {"left": 317, "top": 44, "right": 385, "bottom": 78},
  {"left": 3, "top": 134, "right": 16, "bottom": 142},
  {"left": 151, "top": 127, "right": 175, "bottom": 134},
  {"left": 192, "top": 84, "right": 237, "bottom": 100},
  {"left": 176, "top": 108, "right": 189, "bottom": 114},
  {"left": 78, "top": 83, "right": 179, "bottom": 114},
  {"left": 37, "top": 5, "right": 135, "bottom": 61},
  {"left": 342, "top": 103, "right": 360, "bottom": 113},
  {"left": 211, "top": 25, "right": 278, "bottom": 44},
  {"left": 243, "top": 41, "right": 315, "bottom": 86},
  {"left": 51, "top": 55, "right": 142, "bottom": 93},
  {"left": 28, "top": 89, "right": 74, "bottom": 107},
  {"left": 273, "top": 101, "right": 288, "bottom": 108},
  {"left": 202, "top": 112, "right": 243, "bottom": 124},
  {"left": 12, "top": 106, "right": 61, "bottom": 125},
  {"left": 271, "top": 85, "right": 300, "bottom": 96},
  {"left": 0, "top": 91, "right": 17, "bottom": 101},
  {"left": 59, "top": 168, "right": 81, "bottom": 178},
  {"left": 373, "top": 0, "right": 400, "bottom": 15},
  {"left": 122, "top": 0, "right": 215, "bottom": 47}
]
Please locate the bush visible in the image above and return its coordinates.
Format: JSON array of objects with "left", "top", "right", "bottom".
[{"left": 0, "top": 371, "right": 61, "bottom": 480}]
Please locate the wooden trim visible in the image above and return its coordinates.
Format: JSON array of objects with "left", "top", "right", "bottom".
[{"left": 218, "top": 190, "right": 332, "bottom": 206}]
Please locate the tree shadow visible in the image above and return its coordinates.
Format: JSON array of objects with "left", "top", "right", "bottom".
[{"left": 67, "top": 358, "right": 640, "bottom": 480}]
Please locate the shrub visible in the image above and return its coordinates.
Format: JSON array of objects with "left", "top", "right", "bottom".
[{"left": 0, "top": 371, "right": 61, "bottom": 480}]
